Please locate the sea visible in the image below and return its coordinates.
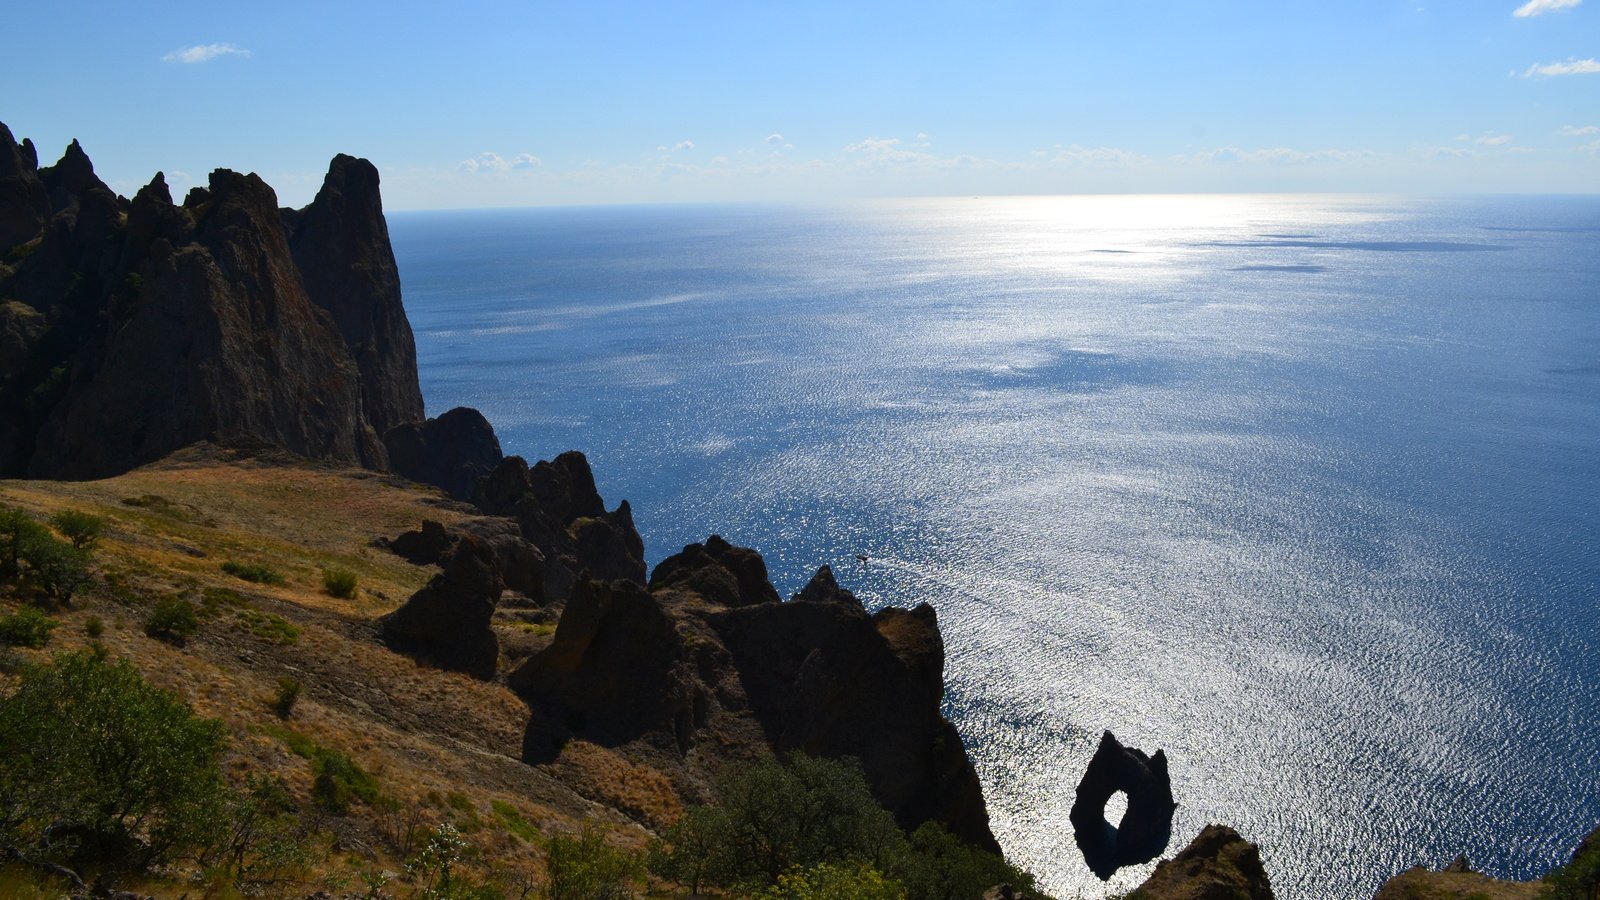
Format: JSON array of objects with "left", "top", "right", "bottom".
[{"left": 388, "top": 195, "right": 1600, "bottom": 900}]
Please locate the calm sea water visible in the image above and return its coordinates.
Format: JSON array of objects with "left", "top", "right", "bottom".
[{"left": 390, "top": 195, "right": 1600, "bottom": 900}]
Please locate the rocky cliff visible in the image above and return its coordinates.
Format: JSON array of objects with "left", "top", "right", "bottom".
[{"left": 0, "top": 123, "right": 448, "bottom": 483}]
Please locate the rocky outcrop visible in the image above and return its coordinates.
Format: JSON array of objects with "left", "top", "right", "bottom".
[
  {"left": 386, "top": 517, "right": 543, "bottom": 601},
  {"left": 1071, "top": 730, "right": 1178, "bottom": 878},
  {"left": 0, "top": 122, "right": 49, "bottom": 252},
  {"left": 1128, "top": 825, "right": 1274, "bottom": 900},
  {"left": 379, "top": 536, "right": 504, "bottom": 678},
  {"left": 385, "top": 406, "right": 503, "bottom": 501},
  {"left": 511, "top": 576, "right": 698, "bottom": 761},
  {"left": 0, "top": 121, "right": 490, "bottom": 494},
  {"left": 647, "top": 534, "right": 781, "bottom": 607},
  {"left": 474, "top": 451, "right": 646, "bottom": 603},
  {"left": 283, "top": 154, "right": 423, "bottom": 437},
  {"left": 508, "top": 535, "right": 998, "bottom": 852}
]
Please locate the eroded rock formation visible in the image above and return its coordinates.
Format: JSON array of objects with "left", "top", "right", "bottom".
[
  {"left": 385, "top": 406, "right": 503, "bottom": 501},
  {"left": 0, "top": 122, "right": 490, "bottom": 495},
  {"left": 379, "top": 535, "right": 505, "bottom": 679},
  {"left": 1072, "top": 730, "right": 1179, "bottom": 878},
  {"left": 508, "top": 535, "right": 1000, "bottom": 851}
]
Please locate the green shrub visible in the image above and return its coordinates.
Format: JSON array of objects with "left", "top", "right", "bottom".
[
  {"left": 0, "top": 506, "right": 46, "bottom": 578},
  {"left": 545, "top": 824, "right": 643, "bottom": 900},
  {"left": 221, "top": 560, "right": 284, "bottom": 586},
  {"left": 322, "top": 567, "right": 358, "bottom": 599},
  {"left": 83, "top": 615, "right": 104, "bottom": 638},
  {"left": 756, "top": 861, "right": 907, "bottom": 900},
  {"left": 199, "top": 775, "right": 314, "bottom": 895},
  {"left": 270, "top": 677, "right": 302, "bottom": 718},
  {"left": 237, "top": 608, "right": 301, "bottom": 645},
  {"left": 0, "top": 650, "right": 227, "bottom": 872},
  {"left": 49, "top": 509, "right": 104, "bottom": 550},
  {"left": 894, "top": 821, "right": 1039, "bottom": 900},
  {"left": 0, "top": 605, "right": 57, "bottom": 648},
  {"left": 143, "top": 597, "right": 199, "bottom": 645},
  {"left": 311, "top": 749, "right": 380, "bottom": 815}
]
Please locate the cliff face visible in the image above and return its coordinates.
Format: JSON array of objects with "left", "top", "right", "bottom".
[{"left": 0, "top": 124, "right": 434, "bottom": 480}]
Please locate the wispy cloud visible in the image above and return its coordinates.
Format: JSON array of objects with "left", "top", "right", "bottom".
[
  {"left": 763, "top": 133, "right": 785, "bottom": 144},
  {"left": 1513, "top": 0, "right": 1580, "bottom": 16},
  {"left": 1476, "top": 134, "right": 1514, "bottom": 145},
  {"left": 1049, "top": 144, "right": 1148, "bottom": 165},
  {"left": 161, "top": 43, "right": 251, "bottom": 64},
  {"left": 843, "top": 137, "right": 935, "bottom": 163},
  {"left": 1192, "top": 146, "right": 1377, "bottom": 164},
  {"left": 1557, "top": 124, "right": 1600, "bottom": 135},
  {"left": 656, "top": 140, "right": 696, "bottom": 153},
  {"left": 460, "top": 152, "right": 542, "bottom": 173},
  {"left": 1521, "top": 57, "right": 1600, "bottom": 76}
]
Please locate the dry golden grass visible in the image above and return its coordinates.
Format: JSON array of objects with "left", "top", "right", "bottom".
[{"left": 0, "top": 446, "right": 659, "bottom": 897}]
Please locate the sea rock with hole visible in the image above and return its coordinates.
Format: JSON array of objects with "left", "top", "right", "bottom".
[
  {"left": 1071, "top": 730, "right": 1178, "bottom": 878},
  {"left": 379, "top": 535, "right": 504, "bottom": 679}
]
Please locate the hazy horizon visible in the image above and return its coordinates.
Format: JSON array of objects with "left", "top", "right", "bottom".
[{"left": 7, "top": 1, "right": 1598, "bottom": 209}]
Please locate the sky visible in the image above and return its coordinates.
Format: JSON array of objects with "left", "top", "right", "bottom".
[{"left": 4, "top": 0, "right": 1598, "bottom": 208}]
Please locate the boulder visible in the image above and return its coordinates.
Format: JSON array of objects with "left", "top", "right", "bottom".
[
  {"left": 379, "top": 536, "right": 504, "bottom": 679},
  {"left": 386, "top": 516, "right": 544, "bottom": 601},
  {"left": 384, "top": 406, "right": 502, "bottom": 501},
  {"left": 510, "top": 576, "right": 697, "bottom": 761},
  {"left": 648, "top": 534, "right": 782, "bottom": 607},
  {"left": 1071, "top": 731, "right": 1178, "bottom": 877},
  {"left": 1129, "top": 824, "right": 1274, "bottom": 900}
]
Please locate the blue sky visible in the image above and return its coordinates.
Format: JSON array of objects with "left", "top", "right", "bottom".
[{"left": 5, "top": 1, "right": 1597, "bottom": 207}]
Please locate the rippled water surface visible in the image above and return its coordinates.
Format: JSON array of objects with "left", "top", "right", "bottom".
[{"left": 390, "top": 195, "right": 1600, "bottom": 899}]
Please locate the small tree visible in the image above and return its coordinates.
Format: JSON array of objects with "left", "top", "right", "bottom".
[
  {"left": 648, "top": 805, "right": 732, "bottom": 894},
  {"left": 0, "top": 506, "right": 45, "bottom": 578},
  {"left": 0, "top": 650, "right": 227, "bottom": 873},
  {"left": 545, "top": 824, "right": 643, "bottom": 900},
  {"left": 49, "top": 510, "right": 104, "bottom": 550}
]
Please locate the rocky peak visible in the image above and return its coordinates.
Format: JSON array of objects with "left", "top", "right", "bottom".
[
  {"left": 1130, "top": 824, "right": 1275, "bottom": 900},
  {"left": 792, "top": 564, "right": 863, "bottom": 608},
  {"left": 285, "top": 152, "right": 423, "bottom": 435},
  {"left": 0, "top": 122, "right": 51, "bottom": 252},
  {"left": 649, "top": 534, "right": 782, "bottom": 607}
]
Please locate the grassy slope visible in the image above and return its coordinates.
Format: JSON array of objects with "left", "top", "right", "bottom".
[{"left": 0, "top": 445, "right": 664, "bottom": 895}]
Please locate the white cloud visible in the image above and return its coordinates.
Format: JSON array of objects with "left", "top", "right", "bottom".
[
  {"left": 1195, "top": 146, "right": 1377, "bottom": 164},
  {"left": 1477, "top": 134, "right": 1514, "bottom": 145},
  {"left": 161, "top": 42, "right": 251, "bottom": 64},
  {"left": 842, "top": 137, "right": 934, "bottom": 162},
  {"left": 1050, "top": 145, "right": 1147, "bottom": 165},
  {"left": 764, "top": 133, "right": 785, "bottom": 144},
  {"left": 1558, "top": 124, "right": 1600, "bottom": 135},
  {"left": 1513, "top": 0, "right": 1580, "bottom": 16},
  {"left": 460, "top": 152, "right": 541, "bottom": 173},
  {"left": 1521, "top": 57, "right": 1600, "bottom": 76}
]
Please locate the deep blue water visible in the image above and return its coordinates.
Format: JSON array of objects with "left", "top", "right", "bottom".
[{"left": 390, "top": 195, "right": 1600, "bottom": 900}]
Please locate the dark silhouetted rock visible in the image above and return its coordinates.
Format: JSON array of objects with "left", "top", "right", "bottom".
[
  {"left": 284, "top": 155, "right": 423, "bottom": 437},
  {"left": 709, "top": 569, "right": 998, "bottom": 851},
  {"left": 386, "top": 516, "right": 544, "bottom": 601},
  {"left": 510, "top": 576, "right": 697, "bottom": 762},
  {"left": 1071, "top": 730, "right": 1178, "bottom": 878},
  {"left": 380, "top": 536, "right": 504, "bottom": 679},
  {"left": 0, "top": 123, "right": 49, "bottom": 252},
  {"left": 0, "top": 122, "right": 436, "bottom": 479},
  {"left": 648, "top": 534, "right": 782, "bottom": 607},
  {"left": 472, "top": 451, "right": 645, "bottom": 603},
  {"left": 384, "top": 406, "right": 503, "bottom": 500},
  {"left": 791, "top": 564, "right": 863, "bottom": 608},
  {"left": 1129, "top": 825, "right": 1274, "bottom": 900}
]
